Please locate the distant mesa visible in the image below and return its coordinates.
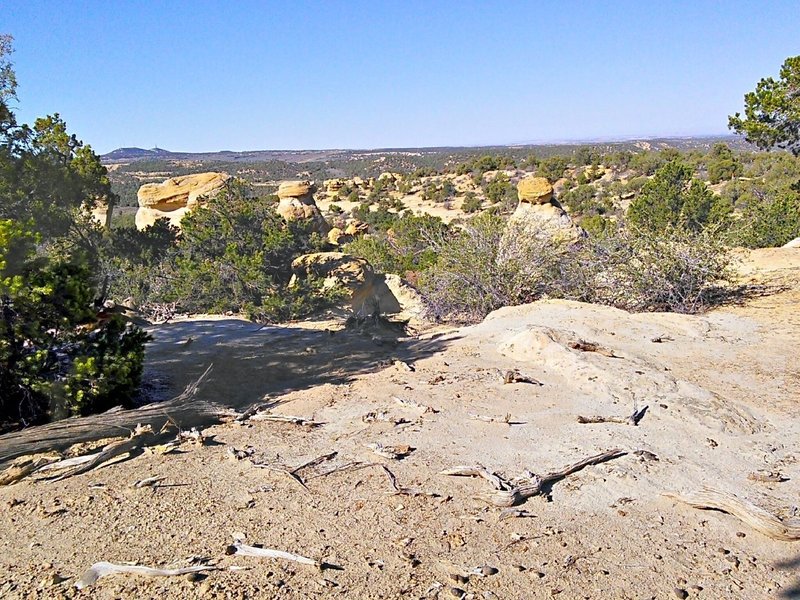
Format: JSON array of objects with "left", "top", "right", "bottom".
[{"left": 135, "top": 172, "right": 230, "bottom": 229}]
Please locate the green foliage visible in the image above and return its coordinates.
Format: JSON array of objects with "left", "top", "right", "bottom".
[
  {"left": 483, "top": 173, "right": 516, "bottom": 210},
  {"left": 461, "top": 191, "right": 482, "bottom": 213},
  {"left": 161, "top": 181, "right": 320, "bottom": 316},
  {"left": 705, "top": 143, "right": 741, "bottom": 184},
  {"left": 535, "top": 155, "right": 569, "bottom": 182},
  {"left": 627, "top": 161, "right": 730, "bottom": 232},
  {"left": 455, "top": 154, "right": 516, "bottom": 177},
  {"left": 0, "top": 220, "right": 149, "bottom": 424},
  {"left": 419, "top": 214, "right": 734, "bottom": 323},
  {"left": 732, "top": 192, "right": 800, "bottom": 248},
  {"left": 729, "top": 56, "right": 800, "bottom": 156},
  {"left": 344, "top": 213, "right": 447, "bottom": 275}
]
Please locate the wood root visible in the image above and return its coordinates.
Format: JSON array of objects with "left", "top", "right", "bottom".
[
  {"left": 442, "top": 449, "right": 628, "bottom": 507},
  {"left": 664, "top": 486, "right": 800, "bottom": 541}
]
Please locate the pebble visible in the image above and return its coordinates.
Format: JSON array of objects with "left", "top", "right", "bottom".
[
  {"left": 673, "top": 588, "right": 689, "bottom": 599},
  {"left": 449, "top": 573, "right": 469, "bottom": 585},
  {"left": 449, "top": 587, "right": 466, "bottom": 598}
]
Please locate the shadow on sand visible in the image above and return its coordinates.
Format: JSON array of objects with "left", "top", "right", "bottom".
[{"left": 0, "top": 318, "right": 459, "bottom": 466}]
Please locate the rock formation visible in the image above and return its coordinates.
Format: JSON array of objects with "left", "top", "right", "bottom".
[
  {"left": 135, "top": 172, "right": 229, "bottom": 230},
  {"left": 503, "top": 176, "right": 586, "bottom": 248},
  {"left": 276, "top": 180, "right": 330, "bottom": 234},
  {"left": 290, "top": 252, "right": 420, "bottom": 316}
]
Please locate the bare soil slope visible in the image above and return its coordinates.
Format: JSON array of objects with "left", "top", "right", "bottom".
[{"left": 1, "top": 249, "right": 799, "bottom": 599}]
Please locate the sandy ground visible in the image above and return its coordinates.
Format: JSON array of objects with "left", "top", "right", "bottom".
[{"left": 1, "top": 249, "right": 799, "bottom": 599}]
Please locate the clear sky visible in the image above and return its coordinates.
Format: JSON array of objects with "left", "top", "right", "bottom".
[{"left": 3, "top": 0, "right": 799, "bottom": 154}]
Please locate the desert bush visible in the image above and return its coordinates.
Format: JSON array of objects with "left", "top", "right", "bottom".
[
  {"left": 461, "top": 192, "right": 482, "bottom": 213},
  {"left": 418, "top": 213, "right": 734, "bottom": 323},
  {"left": 731, "top": 192, "right": 800, "bottom": 248}
]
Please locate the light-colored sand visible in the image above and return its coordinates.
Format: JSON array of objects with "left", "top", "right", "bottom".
[{"left": 1, "top": 248, "right": 799, "bottom": 599}]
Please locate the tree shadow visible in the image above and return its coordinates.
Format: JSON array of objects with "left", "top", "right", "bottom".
[
  {"left": 0, "top": 318, "right": 459, "bottom": 465},
  {"left": 777, "top": 555, "right": 800, "bottom": 599}
]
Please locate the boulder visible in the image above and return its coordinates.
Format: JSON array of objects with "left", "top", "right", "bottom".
[
  {"left": 516, "top": 176, "right": 553, "bottom": 204},
  {"left": 344, "top": 219, "right": 369, "bottom": 236},
  {"left": 277, "top": 180, "right": 315, "bottom": 200},
  {"left": 327, "top": 227, "right": 351, "bottom": 246},
  {"left": 135, "top": 172, "right": 228, "bottom": 229},
  {"left": 290, "top": 252, "right": 421, "bottom": 316},
  {"left": 291, "top": 252, "right": 374, "bottom": 293},
  {"left": 275, "top": 180, "right": 329, "bottom": 234},
  {"left": 324, "top": 178, "right": 346, "bottom": 193},
  {"left": 504, "top": 198, "right": 585, "bottom": 245}
]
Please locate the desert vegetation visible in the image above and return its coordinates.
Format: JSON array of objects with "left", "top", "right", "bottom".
[{"left": 2, "top": 32, "right": 799, "bottom": 431}]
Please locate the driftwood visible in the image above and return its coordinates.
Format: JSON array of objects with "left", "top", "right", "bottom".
[
  {"left": 246, "top": 412, "right": 322, "bottom": 427},
  {"left": 76, "top": 561, "right": 222, "bottom": 589},
  {"left": 664, "top": 486, "right": 800, "bottom": 541},
  {"left": 48, "top": 424, "right": 154, "bottom": 482},
  {"left": 577, "top": 406, "right": 648, "bottom": 426},
  {"left": 469, "top": 413, "right": 511, "bottom": 424},
  {"left": 0, "top": 366, "right": 225, "bottom": 468},
  {"left": 569, "top": 340, "right": 621, "bottom": 358},
  {"left": 502, "top": 370, "right": 542, "bottom": 385},
  {"left": 0, "top": 454, "right": 61, "bottom": 486},
  {"left": 228, "top": 540, "right": 321, "bottom": 567},
  {"left": 442, "top": 449, "right": 628, "bottom": 507},
  {"left": 392, "top": 396, "right": 438, "bottom": 414},
  {"left": 365, "top": 442, "right": 413, "bottom": 460}
]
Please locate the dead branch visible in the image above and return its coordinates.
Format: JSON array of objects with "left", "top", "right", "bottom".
[
  {"left": 0, "top": 454, "right": 61, "bottom": 486},
  {"left": 392, "top": 396, "right": 439, "bottom": 414},
  {"left": 227, "top": 540, "right": 321, "bottom": 567},
  {"left": 48, "top": 424, "right": 155, "bottom": 482},
  {"left": 441, "top": 449, "right": 628, "bottom": 507},
  {"left": 569, "top": 340, "right": 621, "bottom": 358},
  {"left": 577, "top": 406, "right": 648, "bottom": 426},
  {"left": 76, "top": 561, "right": 222, "bottom": 589},
  {"left": 290, "top": 452, "right": 338, "bottom": 476},
  {"left": 247, "top": 412, "right": 322, "bottom": 427},
  {"left": 0, "top": 365, "right": 222, "bottom": 468},
  {"left": 748, "top": 471, "right": 786, "bottom": 483},
  {"left": 469, "top": 413, "right": 511, "bottom": 424},
  {"left": 365, "top": 442, "right": 413, "bottom": 459},
  {"left": 502, "top": 370, "right": 542, "bottom": 385},
  {"left": 664, "top": 486, "right": 800, "bottom": 541}
]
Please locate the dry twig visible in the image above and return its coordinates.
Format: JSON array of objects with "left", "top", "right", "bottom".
[{"left": 577, "top": 406, "right": 648, "bottom": 426}]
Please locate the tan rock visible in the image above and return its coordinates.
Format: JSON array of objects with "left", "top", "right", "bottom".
[
  {"left": 291, "top": 252, "right": 374, "bottom": 291},
  {"left": 277, "top": 180, "right": 315, "bottom": 200},
  {"left": 327, "top": 227, "right": 351, "bottom": 246},
  {"left": 324, "top": 178, "right": 346, "bottom": 193},
  {"left": 135, "top": 172, "right": 228, "bottom": 230},
  {"left": 517, "top": 176, "right": 553, "bottom": 204},
  {"left": 783, "top": 237, "right": 800, "bottom": 249},
  {"left": 345, "top": 219, "right": 369, "bottom": 236}
]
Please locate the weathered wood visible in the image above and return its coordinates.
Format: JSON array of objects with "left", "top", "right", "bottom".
[
  {"left": 664, "top": 486, "right": 800, "bottom": 541},
  {"left": 577, "top": 406, "right": 648, "bottom": 426},
  {"left": 0, "top": 366, "right": 225, "bottom": 468},
  {"left": 442, "top": 449, "right": 628, "bottom": 507}
]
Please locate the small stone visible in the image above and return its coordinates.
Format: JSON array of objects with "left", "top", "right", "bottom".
[
  {"left": 476, "top": 566, "right": 499, "bottom": 576},
  {"left": 534, "top": 571, "right": 546, "bottom": 578},
  {"left": 449, "top": 573, "right": 469, "bottom": 585},
  {"left": 736, "top": 531, "right": 746, "bottom": 538},
  {"left": 673, "top": 588, "right": 689, "bottom": 599},
  {"left": 449, "top": 587, "right": 466, "bottom": 598}
]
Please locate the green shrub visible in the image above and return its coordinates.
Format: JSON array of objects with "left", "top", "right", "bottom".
[{"left": 732, "top": 192, "right": 800, "bottom": 248}]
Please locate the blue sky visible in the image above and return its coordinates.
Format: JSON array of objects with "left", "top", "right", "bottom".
[{"left": 3, "top": 1, "right": 799, "bottom": 153}]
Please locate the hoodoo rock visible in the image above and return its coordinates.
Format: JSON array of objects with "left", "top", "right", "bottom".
[
  {"left": 516, "top": 176, "right": 554, "bottom": 204},
  {"left": 500, "top": 177, "right": 585, "bottom": 257},
  {"left": 135, "top": 172, "right": 229, "bottom": 229},
  {"left": 276, "top": 180, "right": 330, "bottom": 234}
]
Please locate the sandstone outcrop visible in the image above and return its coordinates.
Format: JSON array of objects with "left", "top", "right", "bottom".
[
  {"left": 290, "top": 252, "right": 420, "bottom": 316},
  {"left": 783, "top": 237, "right": 800, "bottom": 249},
  {"left": 516, "top": 176, "right": 554, "bottom": 204},
  {"left": 135, "top": 172, "right": 229, "bottom": 229},
  {"left": 276, "top": 180, "right": 330, "bottom": 234},
  {"left": 499, "top": 177, "right": 585, "bottom": 259}
]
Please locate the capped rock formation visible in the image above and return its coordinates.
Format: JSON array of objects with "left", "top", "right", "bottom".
[
  {"left": 135, "top": 172, "right": 229, "bottom": 230},
  {"left": 516, "top": 176, "right": 554, "bottom": 204},
  {"left": 276, "top": 180, "right": 330, "bottom": 234}
]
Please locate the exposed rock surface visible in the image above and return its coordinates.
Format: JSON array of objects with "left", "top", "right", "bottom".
[
  {"left": 783, "top": 236, "right": 800, "bottom": 249},
  {"left": 276, "top": 180, "right": 329, "bottom": 234},
  {"left": 516, "top": 176, "right": 554, "bottom": 204},
  {"left": 135, "top": 172, "right": 229, "bottom": 229},
  {"left": 290, "top": 252, "right": 420, "bottom": 316}
]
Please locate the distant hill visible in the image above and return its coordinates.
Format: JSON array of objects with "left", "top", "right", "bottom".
[{"left": 100, "top": 136, "right": 752, "bottom": 165}]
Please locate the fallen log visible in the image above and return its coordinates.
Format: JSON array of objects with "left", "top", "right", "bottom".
[
  {"left": 0, "top": 366, "right": 226, "bottom": 468},
  {"left": 664, "top": 486, "right": 800, "bottom": 541}
]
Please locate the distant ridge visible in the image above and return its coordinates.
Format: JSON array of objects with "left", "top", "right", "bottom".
[{"left": 100, "top": 135, "right": 749, "bottom": 165}]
